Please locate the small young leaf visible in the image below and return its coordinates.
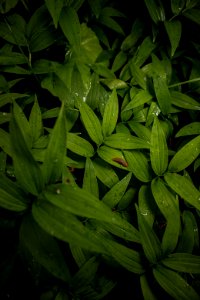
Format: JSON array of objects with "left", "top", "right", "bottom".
[
  {"left": 67, "top": 133, "right": 95, "bottom": 157},
  {"left": 168, "top": 135, "right": 200, "bottom": 172},
  {"left": 162, "top": 253, "right": 200, "bottom": 274},
  {"left": 102, "top": 172, "right": 132, "bottom": 209},
  {"left": 79, "top": 102, "right": 103, "bottom": 145},
  {"left": 176, "top": 122, "right": 200, "bottom": 137},
  {"left": 83, "top": 158, "right": 99, "bottom": 198},
  {"left": 153, "top": 265, "right": 199, "bottom": 300},
  {"left": 151, "top": 178, "right": 180, "bottom": 254},
  {"left": 150, "top": 117, "right": 168, "bottom": 176},
  {"left": 124, "top": 150, "right": 153, "bottom": 182},
  {"left": 104, "top": 133, "right": 150, "bottom": 150},
  {"left": 164, "top": 20, "right": 182, "bottom": 57},
  {"left": 102, "top": 89, "right": 119, "bottom": 137},
  {"left": 164, "top": 173, "right": 200, "bottom": 210},
  {"left": 136, "top": 205, "right": 163, "bottom": 264},
  {"left": 42, "top": 103, "right": 67, "bottom": 184}
]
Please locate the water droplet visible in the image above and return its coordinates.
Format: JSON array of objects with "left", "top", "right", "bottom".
[
  {"left": 2, "top": 112, "right": 7, "bottom": 116},
  {"left": 141, "top": 211, "right": 148, "bottom": 216},
  {"left": 56, "top": 189, "right": 61, "bottom": 194}
]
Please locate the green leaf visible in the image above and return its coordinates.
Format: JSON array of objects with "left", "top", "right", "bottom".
[
  {"left": 151, "top": 178, "right": 180, "bottom": 254},
  {"left": 121, "top": 18, "right": 145, "bottom": 51},
  {"left": 45, "top": 0, "right": 65, "bottom": 28},
  {"left": 98, "top": 145, "right": 129, "bottom": 170},
  {"left": 130, "top": 63, "right": 147, "bottom": 89},
  {"left": 92, "top": 158, "right": 119, "bottom": 188},
  {"left": 86, "top": 73, "right": 100, "bottom": 110},
  {"left": 83, "top": 158, "right": 99, "bottom": 198},
  {"left": 144, "top": 0, "right": 165, "bottom": 23},
  {"left": 136, "top": 205, "right": 162, "bottom": 264},
  {"left": 112, "top": 51, "right": 127, "bottom": 72},
  {"left": 118, "top": 187, "right": 137, "bottom": 210},
  {"left": 153, "top": 265, "right": 199, "bottom": 300},
  {"left": 168, "top": 135, "right": 200, "bottom": 172},
  {"left": 150, "top": 117, "right": 168, "bottom": 176},
  {"left": 20, "top": 215, "right": 71, "bottom": 282},
  {"left": 176, "top": 122, "right": 200, "bottom": 137},
  {"left": 177, "top": 210, "right": 195, "bottom": 253},
  {"left": 164, "top": 20, "right": 182, "bottom": 57},
  {"left": 101, "top": 78, "right": 127, "bottom": 90},
  {"left": 59, "top": 7, "right": 81, "bottom": 53},
  {"left": 0, "top": 14, "right": 27, "bottom": 46},
  {"left": 123, "top": 89, "right": 153, "bottom": 111},
  {"left": 183, "top": 8, "right": 200, "bottom": 25},
  {"left": 162, "top": 253, "right": 200, "bottom": 274},
  {"left": 164, "top": 173, "right": 200, "bottom": 210},
  {"left": 102, "top": 172, "right": 132, "bottom": 209},
  {"left": 124, "top": 150, "right": 153, "bottom": 182},
  {"left": 171, "top": 0, "right": 185, "bottom": 14},
  {"left": 80, "top": 23, "right": 102, "bottom": 65},
  {"left": 171, "top": 91, "right": 200, "bottom": 110},
  {"left": 42, "top": 103, "right": 67, "bottom": 184},
  {"left": 44, "top": 183, "right": 140, "bottom": 242},
  {"left": 79, "top": 102, "right": 103, "bottom": 145},
  {"left": 99, "top": 9, "right": 125, "bottom": 35},
  {"left": 10, "top": 116, "right": 44, "bottom": 196},
  {"left": 0, "top": 52, "right": 27, "bottom": 65},
  {"left": 67, "top": 133, "right": 94, "bottom": 157},
  {"left": 138, "top": 185, "right": 156, "bottom": 228},
  {"left": 132, "top": 36, "right": 157, "bottom": 67},
  {"left": 0, "top": 173, "right": 28, "bottom": 212},
  {"left": 104, "top": 133, "right": 150, "bottom": 150},
  {"left": 27, "top": 5, "right": 57, "bottom": 52},
  {"left": 140, "top": 275, "right": 157, "bottom": 300},
  {"left": 0, "top": 93, "right": 28, "bottom": 108},
  {"left": 102, "top": 89, "right": 119, "bottom": 137},
  {"left": 32, "top": 200, "right": 107, "bottom": 254},
  {"left": 13, "top": 101, "right": 32, "bottom": 147},
  {"left": 152, "top": 55, "right": 171, "bottom": 115},
  {"left": 0, "top": 0, "right": 19, "bottom": 14},
  {"left": 29, "top": 97, "right": 43, "bottom": 144},
  {"left": 128, "top": 121, "right": 151, "bottom": 142},
  {"left": 0, "top": 128, "right": 12, "bottom": 156}
]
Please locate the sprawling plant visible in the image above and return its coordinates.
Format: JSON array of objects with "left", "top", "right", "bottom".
[{"left": 0, "top": 0, "right": 200, "bottom": 299}]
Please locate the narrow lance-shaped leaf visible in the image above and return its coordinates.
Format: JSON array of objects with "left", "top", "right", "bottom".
[
  {"left": 67, "top": 133, "right": 94, "bottom": 157},
  {"left": 162, "top": 253, "right": 200, "bottom": 274},
  {"left": 123, "top": 89, "right": 153, "bottom": 111},
  {"left": 164, "top": 173, "right": 200, "bottom": 210},
  {"left": 171, "top": 91, "right": 200, "bottom": 110},
  {"left": 124, "top": 150, "right": 153, "bottom": 182},
  {"left": 10, "top": 115, "right": 44, "bottom": 195},
  {"left": 153, "top": 265, "right": 199, "bottom": 300},
  {"left": 92, "top": 158, "right": 119, "bottom": 188},
  {"left": 29, "top": 96, "right": 43, "bottom": 144},
  {"left": 176, "top": 122, "right": 200, "bottom": 137},
  {"left": 136, "top": 205, "right": 162, "bottom": 264},
  {"left": 140, "top": 275, "right": 157, "bottom": 300},
  {"left": 0, "top": 174, "right": 28, "bottom": 212},
  {"left": 102, "top": 172, "right": 132, "bottom": 209},
  {"left": 45, "top": 0, "right": 65, "bottom": 28},
  {"left": 97, "top": 146, "right": 129, "bottom": 171},
  {"left": 79, "top": 102, "right": 103, "bottom": 145},
  {"left": 168, "top": 135, "right": 200, "bottom": 172},
  {"left": 102, "top": 89, "right": 119, "bottom": 137},
  {"left": 138, "top": 185, "right": 156, "bottom": 228},
  {"left": 20, "top": 215, "right": 71, "bottom": 282},
  {"left": 164, "top": 20, "right": 182, "bottom": 57},
  {"left": 151, "top": 178, "right": 180, "bottom": 254},
  {"left": 144, "top": 0, "right": 165, "bottom": 24},
  {"left": 59, "top": 7, "right": 81, "bottom": 53},
  {"left": 83, "top": 158, "right": 99, "bottom": 198},
  {"left": 104, "top": 133, "right": 150, "bottom": 149},
  {"left": 150, "top": 117, "right": 168, "bottom": 176},
  {"left": 43, "top": 183, "right": 140, "bottom": 243},
  {"left": 32, "top": 200, "right": 107, "bottom": 254},
  {"left": 42, "top": 103, "right": 66, "bottom": 184}
]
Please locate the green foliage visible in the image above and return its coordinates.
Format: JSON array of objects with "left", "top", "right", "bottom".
[{"left": 0, "top": 0, "right": 200, "bottom": 299}]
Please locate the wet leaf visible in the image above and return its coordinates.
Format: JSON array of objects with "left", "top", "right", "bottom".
[
  {"left": 92, "top": 158, "right": 119, "bottom": 188},
  {"left": 67, "top": 133, "right": 94, "bottom": 157},
  {"left": 176, "top": 122, "right": 200, "bottom": 137},
  {"left": 104, "top": 133, "right": 150, "bottom": 149},
  {"left": 102, "top": 89, "right": 119, "bottom": 137},
  {"left": 171, "top": 91, "right": 200, "bottom": 110},
  {"left": 83, "top": 158, "right": 99, "bottom": 198}
]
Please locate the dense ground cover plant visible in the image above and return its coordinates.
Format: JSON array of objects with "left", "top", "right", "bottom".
[{"left": 0, "top": 0, "right": 200, "bottom": 299}]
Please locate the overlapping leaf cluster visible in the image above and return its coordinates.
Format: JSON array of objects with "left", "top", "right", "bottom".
[{"left": 0, "top": 0, "right": 200, "bottom": 299}]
